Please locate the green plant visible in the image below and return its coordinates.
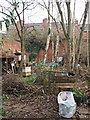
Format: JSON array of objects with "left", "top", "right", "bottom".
[
  {"left": 32, "top": 64, "right": 49, "bottom": 85},
  {"left": 2, "top": 95, "right": 10, "bottom": 101},
  {"left": 20, "top": 74, "right": 37, "bottom": 84},
  {"left": 72, "top": 88, "right": 83, "bottom": 97},
  {"left": 0, "top": 107, "right": 8, "bottom": 116},
  {"left": 72, "top": 88, "right": 88, "bottom": 104},
  {"left": 0, "top": 95, "right": 9, "bottom": 117}
]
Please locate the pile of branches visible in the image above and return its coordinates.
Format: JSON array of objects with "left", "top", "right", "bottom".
[
  {"left": 2, "top": 74, "right": 45, "bottom": 97},
  {"left": 2, "top": 74, "right": 26, "bottom": 96}
]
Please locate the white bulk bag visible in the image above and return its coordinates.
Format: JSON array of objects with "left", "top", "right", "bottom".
[{"left": 57, "top": 91, "right": 76, "bottom": 118}]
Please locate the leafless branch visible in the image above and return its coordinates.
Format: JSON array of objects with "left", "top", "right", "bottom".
[
  {"left": 66, "top": 1, "right": 71, "bottom": 36},
  {"left": 0, "top": 10, "right": 22, "bottom": 40},
  {"left": 56, "top": 2, "right": 68, "bottom": 39},
  {"left": 75, "top": 1, "right": 89, "bottom": 65}
]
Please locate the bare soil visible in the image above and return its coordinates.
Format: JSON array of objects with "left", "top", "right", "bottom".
[{"left": 2, "top": 67, "right": 90, "bottom": 119}]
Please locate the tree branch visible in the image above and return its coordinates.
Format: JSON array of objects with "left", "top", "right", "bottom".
[
  {"left": 0, "top": 11, "right": 22, "bottom": 41},
  {"left": 56, "top": 2, "right": 68, "bottom": 39},
  {"left": 75, "top": 2, "right": 89, "bottom": 66},
  {"left": 66, "top": 1, "right": 71, "bottom": 36}
]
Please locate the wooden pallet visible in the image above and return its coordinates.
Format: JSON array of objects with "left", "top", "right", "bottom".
[
  {"left": 47, "top": 70, "right": 75, "bottom": 92},
  {"left": 56, "top": 83, "right": 74, "bottom": 91}
]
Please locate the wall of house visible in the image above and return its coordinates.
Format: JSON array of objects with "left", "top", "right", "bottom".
[
  {"left": 2, "top": 40, "right": 21, "bottom": 53},
  {"left": 83, "top": 31, "right": 90, "bottom": 41},
  {"left": 36, "top": 43, "right": 53, "bottom": 62},
  {"left": 36, "top": 40, "right": 67, "bottom": 62},
  {"left": 42, "top": 18, "right": 48, "bottom": 32}
]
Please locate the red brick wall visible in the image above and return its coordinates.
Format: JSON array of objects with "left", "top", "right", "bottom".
[
  {"left": 2, "top": 40, "right": 21, "bottom": 52},
  {"left": 36, "top": 48, "right": 44, "bottom": 62},
  {"left": 59, "top": 41, "right": 67, "bottom": 56},
  {"left": 36, "top": 41, "right": 67, "bottom": 62},
  {"left": 46, "top": 42, "right": 52, "bottom": 62},
  {"left": 2, "top": 40, "right": 29, "bottom": 62},
  {"left": 42, "top": 18, "right": 48, "bottom": 32},
  {"left": 83, "top": 31, "right": 90, "bottom": 41}
]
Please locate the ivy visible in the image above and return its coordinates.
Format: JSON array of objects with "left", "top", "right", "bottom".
[{"left": 25, "top": 32, "right": 45, "bottom": 60}]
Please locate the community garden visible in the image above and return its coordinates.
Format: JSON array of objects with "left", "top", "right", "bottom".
[{"left": 1, "top": 63, "right": 90, "bottom": 119}]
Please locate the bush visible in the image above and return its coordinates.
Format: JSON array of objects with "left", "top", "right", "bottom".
[{"left": 33, "top": 63, "right": 49, "bottom": 85}]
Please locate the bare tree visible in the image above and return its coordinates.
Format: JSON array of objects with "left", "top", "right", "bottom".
[
  {"left": 75, "top": 2, "right": 89, "bottom": 71},
  {"left": 56, "top": 1, "right": 72, "bottom": 72},
  {"left": 0, "top": 0, "right": 36, "bottom": 71},
  {"left": 51, "top": 0, "right": 55, "bottom": 62},
  {"left": 38, "top": 0, "right": 89, "bottom": 73},
  {"left": 44, "top": 0, "right": 51, "bottom": 63},
  {"left": 56, "top": 1, "right": 89, "bottom": 73},
  {"left": 72, "top": 0, "right": 76, "bottom": 70}
]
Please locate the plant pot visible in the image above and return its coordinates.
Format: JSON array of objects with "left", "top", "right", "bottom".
[{"left": 74, "top": 96, "right": 82, "bottom": 106}]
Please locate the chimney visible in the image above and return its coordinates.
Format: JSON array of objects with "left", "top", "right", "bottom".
[
  {"left": 75, "top": 19, "right": 78, "bottom": 25},
  {"left": 42, "top": 18, "right": 48, "bottom": 31}
]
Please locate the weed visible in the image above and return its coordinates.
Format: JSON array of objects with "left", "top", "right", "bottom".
[
  {"left": 0, "top": 107, "right": 8, "bottom": 116},
  {"left": 20, "top": 74, "right": 37, "bottom": 84}
]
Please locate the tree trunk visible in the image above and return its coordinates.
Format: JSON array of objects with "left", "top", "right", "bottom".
[
  {"left": 72, "top": 0, "right": 76, "bottom": 71},
  {"left": 44, "top": 0, "right": 51, "bottom": 63},
  {"left": 52, "top": 37, "right": 54, "bottom": 62},
  {"left": 20, "top": 2, "right": 25, "bottom": 71},
  {"left": 87, "top": 2, "right": 90, "bottom": 67},
  {"left": 56, "top": 1, "right": 71, "bottom": 72},
  {"left": 66, "top": 2, "right": 72, "bottom": 72},
  {"left": 55, "top": 35, "right": 59, "bottom": 60},
  {"left": 51, "top": 0, "right": 54, "bottom": 62},
  {"left": 75, "top": 2, "right": 89, "bottom": 71}
]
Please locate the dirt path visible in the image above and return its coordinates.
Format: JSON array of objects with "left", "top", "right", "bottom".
[
  {"left": 3, "top": 94, "right": 59, "bottom": 118},
  {"left": 3, "top": 90, "right": 90, "bottom": 119}
]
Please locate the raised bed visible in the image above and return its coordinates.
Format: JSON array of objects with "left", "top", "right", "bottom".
[{"left": 47, "top": 70, "right": 75, "bottom": 92}]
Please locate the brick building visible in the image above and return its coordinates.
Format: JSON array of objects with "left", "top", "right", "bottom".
[
  {"left": 36, "top": 20, "right": 90, "bottom": 63},
  {"left": 1, "top": 39, "right": 29, "bottom": 63},
  {"left": 4, "top": 19, "right": 90, "bottom": 63}
]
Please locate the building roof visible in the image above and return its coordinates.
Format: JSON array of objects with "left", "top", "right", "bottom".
[
  {"left": 84, "top": 24, "right": 90, "bottom": 32},
  {"left": 8, "top": 22, "right": 43, "bottom": 32},
  {"left": 8, "top": 25, "right": 16, "bottom": 30},
  {"left": 2, "top": 39, "right": 21, "bottom": 53},
  {"left": 25, "top": 23, "right": 42, "bottom": 30}
]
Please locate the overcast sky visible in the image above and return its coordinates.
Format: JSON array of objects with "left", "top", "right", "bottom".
[
  {"left": 0, "top": 0, "right": 88, "bottom": 31},
  {"left": 24, "top": 0, "right": 86, "bottom": 23}
]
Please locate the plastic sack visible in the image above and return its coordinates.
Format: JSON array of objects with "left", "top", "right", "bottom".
[{"left": 57, "top": 91, "right": 76, "bottom": 118}]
